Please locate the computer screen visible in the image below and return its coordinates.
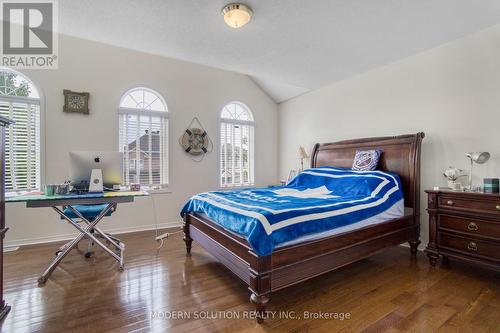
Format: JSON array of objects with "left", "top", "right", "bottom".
[{"left": 69, "top": 151, "right": 123, "bottom": 190}]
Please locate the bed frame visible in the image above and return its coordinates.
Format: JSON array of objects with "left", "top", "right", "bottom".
[{"left": 183, "top": 132, "right": 424, "bottom": 322}]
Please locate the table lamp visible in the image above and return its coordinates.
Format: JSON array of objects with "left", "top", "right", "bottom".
[
  {"left": 298, "top": 146, "right": 309, "bottom": 171},
  {"left": 466, "top": 152, "right": 490, "bottom": 190}
]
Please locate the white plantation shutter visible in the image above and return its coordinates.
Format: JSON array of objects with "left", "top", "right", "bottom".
[
  {"left": 118, "top": 88, "right": 168, "bottom": 188},
  {"left": 220, "top": 102, "right": 254, "bottom": 187},
  {"left": 0, "top": 70, "right": 41, "bottom": 192}
]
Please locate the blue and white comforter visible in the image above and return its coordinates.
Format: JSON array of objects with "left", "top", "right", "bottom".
[{"left": 181, "top": 167, "right": 403, "bottom": 256}]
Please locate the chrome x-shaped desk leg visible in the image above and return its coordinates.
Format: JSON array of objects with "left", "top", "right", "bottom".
[
  {"left": 37, "top": 203, "right": 123, "bottom": 284},
  {"left": 65, "top": 205, "right": 124, "bottom": 255}
]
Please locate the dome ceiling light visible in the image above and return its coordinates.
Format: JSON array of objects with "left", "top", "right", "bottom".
[{"left": 221, "top": 3, "right": 253, "bottom": 29}]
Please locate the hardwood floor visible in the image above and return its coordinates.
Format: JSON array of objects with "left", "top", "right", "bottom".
[{"left": 1, "top": 229, "right": 499, "bottom": 333}]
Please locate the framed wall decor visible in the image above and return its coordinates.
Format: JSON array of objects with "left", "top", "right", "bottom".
[{"left": 63, "top": 89, "right": 90, "bottom": 114}]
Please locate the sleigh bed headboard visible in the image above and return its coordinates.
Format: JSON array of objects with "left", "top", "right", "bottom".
[{"left": 311, "top": 133, "right": 424, "bottom": 213}]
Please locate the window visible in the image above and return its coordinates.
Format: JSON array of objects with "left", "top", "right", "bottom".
[
  {"left": 0, "top": 69, "right": 41, "bottom": 192},
  {"left": 220, "top": 102, "right": 254, "bottom": 187},
  {"left": 118, "top": 87, "right": 168, "bottom": 189},
  {"left": 129, "top": 159, "right": 144, "bottom": 171}
]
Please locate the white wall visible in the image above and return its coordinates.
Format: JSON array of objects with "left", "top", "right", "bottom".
[
  {"left": 279, "top": 24, "right": 500, "bottom": 249},
  {"left": 6, "top": 34, "right": 278, "bottom": 246}
]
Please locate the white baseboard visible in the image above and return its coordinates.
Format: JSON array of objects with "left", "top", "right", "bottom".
[
  {"left": 4, "top": 221, "right": 183, "bottom": 248},
  {"left": 5, "top": 223, "right": 425, "bottom": 252},
  {"left": 4, "top": 246, "right": 20, "bottom": 252}
]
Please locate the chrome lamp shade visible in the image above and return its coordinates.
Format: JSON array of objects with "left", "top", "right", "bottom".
[{"left": 467, "top": 152, "right": 490, "bottom": 190}]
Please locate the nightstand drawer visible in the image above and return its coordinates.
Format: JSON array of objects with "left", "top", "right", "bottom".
[
  {"left": 439, "top": 196, "right": 500, "bottom": 214},
  {"left": 439, "top": 215, "right": 500, "bottom": 240},
  {"left": 440, "top": 233, "right": 500, "bottom": 261}
]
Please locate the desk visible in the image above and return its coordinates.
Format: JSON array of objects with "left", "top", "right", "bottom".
[{"left": 7, "top": 191, "right": 148, "bottom": 284}]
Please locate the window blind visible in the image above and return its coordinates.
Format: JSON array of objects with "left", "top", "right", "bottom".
[
  {"left": 118, "top": 112, "right": 168, "bottom": 188},
  {"left": 0, "top": 100, "right": 40, "bottom": 192},
  {"left": 220, "top": 121, "right": 254, "bottom": 187}
]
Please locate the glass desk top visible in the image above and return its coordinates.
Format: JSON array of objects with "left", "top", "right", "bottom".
[{"left": 6, "top": 191, "right": 149, "bottom": 208}]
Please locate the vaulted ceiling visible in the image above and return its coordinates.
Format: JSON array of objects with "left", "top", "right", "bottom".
[{"left": 59, "top": 0, "right": 500, "bottom": 102}]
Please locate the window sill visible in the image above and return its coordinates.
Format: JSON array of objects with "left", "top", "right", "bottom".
[
  {"left": 219, "top": 185, "right": 255, "bottom": 191},
  {"left": 146, "top": 188, "right": 172, "bottom": 194},
  {"left": 6, "top": 190, "right": 42, "bottom": 197},
  {"left": 118, "top": 185, "right": 171, "bottom": 195}
]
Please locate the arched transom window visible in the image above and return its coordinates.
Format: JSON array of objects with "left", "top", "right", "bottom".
[
  {"left": 220, "top": 102, "right": 254, "bottom": 187},
  {"left": 118, "top": 87, "right": 168, "bottom": 189},
  {"left": 0, "top": 68, "right": 41, "bottom": 192}
]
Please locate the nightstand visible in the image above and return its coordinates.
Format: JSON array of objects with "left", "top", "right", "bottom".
[{"left": 425, "top": 190, "right": 500, "bottom": 272}]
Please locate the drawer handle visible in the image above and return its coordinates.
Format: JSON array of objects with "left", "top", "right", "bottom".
[
  {"left": 467, "top": 242, "right": 478, "bottom": 252},
  {"left": 467, "top": 222, "right": 479, "bottom": 231},
  {"left": 496, "top": 205, "right": 500, "bottom": 210},
  {"left": 447, "top": 200, "right": 454, "bottom": 206}
]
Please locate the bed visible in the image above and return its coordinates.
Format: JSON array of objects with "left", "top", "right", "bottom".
[{"left": 182, "top": 133, "right": 424, "bottom": 322}]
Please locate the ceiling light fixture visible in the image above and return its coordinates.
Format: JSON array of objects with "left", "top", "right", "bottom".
[{"left": 221, "top": 3, "right": 252, "bottom": 29}]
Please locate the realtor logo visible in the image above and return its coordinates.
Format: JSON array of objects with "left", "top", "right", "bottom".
[{"left": 1, "top": 0, "right": 58, "bottom": 68}]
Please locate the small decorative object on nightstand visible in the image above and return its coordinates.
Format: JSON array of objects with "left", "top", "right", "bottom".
[
  {"left": 483, "top": 178, "right": 499, "bottom": 194},
  {"left": 63, "top": 89, "right": 89, "bottom": 114},
  {"left": 425, "top": 189, "right": 500, "bottom": 272},
  {"left": 443, "top": 166, "right": 465, "bottom": 190}
]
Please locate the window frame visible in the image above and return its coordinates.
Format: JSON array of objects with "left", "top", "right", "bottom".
[
  {"left": 118, "top": 86, "right": 169, "bottom": 190},
  {"left": 0, "top": 67, "right": 44, "bottom": 193},
  {"left": 218, "top": 101, "right": 255, "bottom": 189}
]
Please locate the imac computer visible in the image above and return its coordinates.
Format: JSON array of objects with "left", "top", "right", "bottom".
[{"left": 69, "top": 151, "right": 123, "bottom": 192}]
